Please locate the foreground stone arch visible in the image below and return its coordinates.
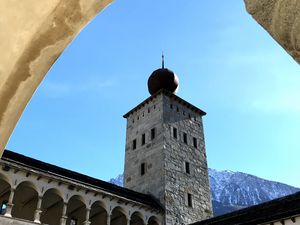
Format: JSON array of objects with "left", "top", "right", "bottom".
[
  {"left": 0, "top": 0, "right": 112, "bottom": 155},
  {"left": 244, "top": 0, "right": 300, "bottom": 64}
]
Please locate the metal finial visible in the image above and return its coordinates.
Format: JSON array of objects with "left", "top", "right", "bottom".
[{"left": 162, "top": 52, "right": 165, "bottom": 69}]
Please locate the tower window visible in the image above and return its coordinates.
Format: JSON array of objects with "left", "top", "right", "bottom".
[
  {"left": 193, "top": 137, "right": 197, "bottom": 148},
  {"left": 173, "top": 127, "right": 178, "bottom": 139},
  {"left": 141, "top": 133, "right": 146, "bottom": 146},
  {"left": 151, "top": 128, "right": 156, "bottom": 140},
  {"left": 187, "top": 193, "right": 193, "bottom": 207},
  {"left": 183, "top": 132, "right": 187, "bottom": 144},
  {"left": 170, "top": 104, "right": 173, "bottom": 109},
  {"left": 132, "top": 139, "right": 137, "bottom": 150},
  {"left": 176, "top": 107, "right": 179, "bottom": 112},
  {"left": 141, "top": 163, "right": 146, "bottom": 176},
  {"left": 185, "top": 162, "right": 190, "bottom": 174}
]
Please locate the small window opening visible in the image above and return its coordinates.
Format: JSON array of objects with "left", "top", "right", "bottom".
[
  {"left": 183, "top": 111, "right": 186, "bottom": 115},
  {"left": 188, "top": 114, "right": 191, "bottom": 119},
  {"left": 176, "top": 107, "right": 179, "bottom": 112},
  {"left": 170, "top": 104, "right": 173, "bottom": 109},
  {"left": 141, "top": 163, "right": 146, "bottom": 176},
  {"left": 154, "top": 105, "right": 156, "bottom": 109},
  {"left": 132, "top": 119, "right": 135, "bottom": 124},
  {"left": 185, "top": 162, "right": 190, "bottom": 174},
  {"left": 173, "top": 127, "right": 178, "bottom": 139},
  {"left": 137, "top": 116, "right": 139, "bottom": 120},
  {"left": 142, "top": 112, "right": 145, "bottom": 117},
  {"left": 148, "top": 108, "right": 150, "bottom": 113},
  {"left": 141, "top": 133, "right": 146, "bottom": 146},
  {"left": 193, "top": 137, "right": 197, "bottom": 148},
  {"left": 132, "top": 139, "right": 137, "bottom": 150},
  {"left": 187, "top": 193, "right": 193, "bottom": 207},
  {"left": 183, "top": 132, "right": 187, "bottom": 144},
  {"left": 151, "top": 128, "right": 156, "bottom": 140}
]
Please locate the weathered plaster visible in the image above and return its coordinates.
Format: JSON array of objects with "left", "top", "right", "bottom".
[
  {"left": 0, "top": 0, "right": 112, "bottom": 155},
  {"left": 244, "top": 0, "right": 300, "bottom": 64}
]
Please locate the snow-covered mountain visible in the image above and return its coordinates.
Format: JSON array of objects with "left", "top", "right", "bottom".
[
  {"left": 208, "top": 169, "right": 299, "bottom": 215},
  {"left": 109, "top": 169, "right": 300, "bottom": 216},
  {"left": 109, "top": 174, "right": 123, "bottom": 187}
]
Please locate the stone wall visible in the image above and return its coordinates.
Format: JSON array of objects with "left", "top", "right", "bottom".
[
  {"left": 124, "top": 94, "right": 166, "bottom": 203},
  {"left": 162, "top": 95, "right": 212, "bottom": 225},
  {"left": 124, "top": 92, "right": 212, "bottom": 225}
]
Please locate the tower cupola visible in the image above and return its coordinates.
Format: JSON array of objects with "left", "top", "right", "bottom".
[{"left": 147, "top": 54, "right": 179, "bottom": 95}]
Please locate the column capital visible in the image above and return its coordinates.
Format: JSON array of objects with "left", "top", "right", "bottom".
[
  {"left": 4, "top": 203, "right": 14, "bottom": 217},
  {"left": 83, "top": 221, "right": 91, "bottom": 225},
  {"left": 60, "top": 215, "right": 68, "bottom": 225},
  {"left": 34, "top": 209, "right": 42, "bottom": 223}
]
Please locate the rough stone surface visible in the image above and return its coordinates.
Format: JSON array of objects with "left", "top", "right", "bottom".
[
  {"left": 0, "top": 216, "right": 36, "bottom": 225},
  {"left": 244, "top": 0, "right": 300, "bottom": 64},
  {"left": 124, "top": 92, "right": 213, "bottom": 225},
  {"left": 0, "top": 0, "right": 112, "bottom": 155}
]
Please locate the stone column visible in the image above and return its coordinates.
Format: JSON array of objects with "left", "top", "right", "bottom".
[
  {"left": 106, "top": 213, "right": 111, "bottom": 225},
  {"left": 4, "top": 188, "right": 15, "bottom": 217},
  {"left": 83, "top": 207, "right": 91, "bottom": 225},
  {"left": 126, "top": 217, "right": 131, "bottom": 225},
  {"left": 60, "top": 202, "right": 68, "bottom": 225},
  {"left": 34, "top": 195, "right": 43, "bottom": 223}
]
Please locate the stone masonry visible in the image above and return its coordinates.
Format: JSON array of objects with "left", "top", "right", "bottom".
[{"left": 123, "top": 90, "right": 213, "bottom": 225}]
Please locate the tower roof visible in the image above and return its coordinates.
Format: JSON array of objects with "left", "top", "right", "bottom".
[
  {"left": 123, "top": 89, "right": 206, "bottom": 118},
  {"left": 147, "top": 55, "right": 179, "bottom": 95}
]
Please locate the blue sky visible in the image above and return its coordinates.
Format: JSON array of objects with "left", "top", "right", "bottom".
[{"left": 7, "top": 0, "right": 300, "bottom": 187}]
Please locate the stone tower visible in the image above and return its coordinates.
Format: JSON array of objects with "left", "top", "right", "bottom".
[{"left": 123, "top": 61, "right": 212, "bottom": 225}]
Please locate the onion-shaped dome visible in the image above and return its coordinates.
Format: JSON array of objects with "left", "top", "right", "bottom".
[
  {"left": 147, "top": 68, "right": 179, "bottom": 95},
  {"left": 147, "top": 54, "right": 179, "bottom": 95}
]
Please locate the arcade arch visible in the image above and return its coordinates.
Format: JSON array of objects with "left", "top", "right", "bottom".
[
  {"left": 90, "top": 201, "right": 107, "bottom": 225},
  {"left": 41, "top": 188, "right": 64, "bottom": 225},
  {"left": 0, "top": 174, "right": 11, "bottom": 215},
  {"left": 130, "top": 211, "right": 145, "bottom": 225},
  {"left": 12, "top": 181, "right": 39, "bottom": 222},
  {"left": 66, "top": 195, "right": 87, "bottom": 225},
  {"left": 110, "top": 206, "right": 127, "bottom": 225},
  {"left": 148, "top": 216, "right": 160, "bottom": 225}
]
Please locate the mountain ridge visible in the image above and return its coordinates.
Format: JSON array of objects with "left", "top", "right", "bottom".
[{"left": 109, "top": 169, "right": 299, "bottom": 216}]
